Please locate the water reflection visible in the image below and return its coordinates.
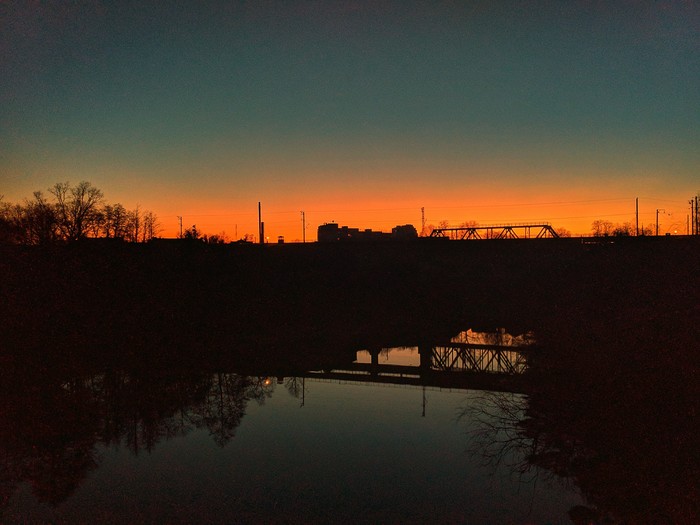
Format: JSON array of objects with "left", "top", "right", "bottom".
[
  {"left": 0, "top": 329, "right": 536, "bottom": 517},
  {"left": 1, "top": 318, "right": 697, "bottom": 523},
  {"left": 462, "top": 319, "right": 699, "bottom": 524},
  {"left": 523, "top": 325, "right": 698, "bottom": 524},
  {"left": 0, "top": 369, "right": 274, "bottom": 510}
]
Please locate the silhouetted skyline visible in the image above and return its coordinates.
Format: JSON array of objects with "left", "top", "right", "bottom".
[{"left": 2, "top": 1, "right": 698, "bottom": 240}]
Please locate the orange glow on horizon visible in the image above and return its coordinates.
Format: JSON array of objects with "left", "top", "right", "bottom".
[
  {"left": 9, "top": 162, "right": 686, "bottom": 243},
  {"left": 153, "top": 194, "right": 690, "bottom": 242}
]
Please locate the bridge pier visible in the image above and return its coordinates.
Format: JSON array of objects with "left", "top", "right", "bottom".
[
  {"left": 369, "top": 347, "right": 380, "bottom": 375},
  {"left": 418, "top": 344, "right": 434, "bottom": 382}
]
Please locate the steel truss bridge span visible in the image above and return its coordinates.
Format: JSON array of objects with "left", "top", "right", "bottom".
[
  {"left": 304, "top": 343, "right": 533, "bottom": 393},
  {"left": 429, "top": 223, "right": 559, "bottom": 240},
  {"left": 431, "top": 342, "right": 528, "bottom": 375}
]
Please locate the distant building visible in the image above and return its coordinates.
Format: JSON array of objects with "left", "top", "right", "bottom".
[
  {"left": 391, "top": 224, "right": 418, "bottom": 240},
  {"left": 317, "top": 223, "right": 418, "bottom": 242}
]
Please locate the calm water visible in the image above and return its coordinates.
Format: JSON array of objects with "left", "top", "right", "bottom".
[
  {"left": 2, "top": 320, "right": 697, "bottom": 524},
  {"left": 2, "top": 342, "right": 586, "bottom": 524}
]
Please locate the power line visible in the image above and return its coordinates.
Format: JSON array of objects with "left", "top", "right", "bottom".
[
  {"left": 166, "top": 197, "right": 681, "bottom": 219},
  {"left": 423, "top": 198, "right": 632, "bottom": 210},
  {"left": 425, "top": 212, "right": 635, "bottom": 223},
  {"left": 520, "top": 212, "right": 634, "bottom": 220}
]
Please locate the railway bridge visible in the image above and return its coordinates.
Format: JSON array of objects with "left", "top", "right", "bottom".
[
  {"left": 429, "top": 223, "right": 559, "bottom": 240},
  {"left": 303, "top": 342, "right": 533, "bottom": 394}
]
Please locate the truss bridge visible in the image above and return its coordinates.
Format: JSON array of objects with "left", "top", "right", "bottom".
[
  {"left": 430, "top": 342, "right": 528, "bottom": 374},
  {"left": 304, "top": 342, "right": 533, "bottom": 393},
  {"left": 429, "top": 223, "right": 559, "bottom": 239}
]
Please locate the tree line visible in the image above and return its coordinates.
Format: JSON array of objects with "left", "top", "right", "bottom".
[
  {"left": 0, "top": 181, "right": 161, "bottom": 244},
  {"left": 591, "top": 220, "right": 654, "bottom": 237}
]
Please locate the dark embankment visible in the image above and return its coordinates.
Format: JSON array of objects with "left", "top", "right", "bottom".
[
  {"left": 1, "top": 236, "right": 698, "bottom": 370},
  {"left": 1, "top": 236, "right": 698, "bottom": 522},
  {"left": 517, "top": 239, "right": 700, "bottom": 525}
]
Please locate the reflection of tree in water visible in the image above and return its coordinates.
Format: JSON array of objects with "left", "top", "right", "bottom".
[
  {"left": 192, "top": 373, "right": 273, "bottom": 447},
  {"left": 461, "top": 392, "right": 536, "bottom": 479},
  {"left": 26, "top": 439, "right": 98, "bottom": 508},
  {"left": 284, "top": 377, "right": 305, "bottom": 401},
  {"left": 0, "top": 366, "right": 275, "bottom": 510},
  {"left": 522, "top": 351, "right": 698, "bottom": 525},
  {"left": 464, "top": 320, "right": 699, "bottom": 525},
  {"left": 452, "top": 328, "right": 535, "bottom": 347},
  {"left": 0, "top": 377, "right": 101, "bottom": 510},
  {"left": 97, "top": 369, "right": 212, "bottom": 454}
]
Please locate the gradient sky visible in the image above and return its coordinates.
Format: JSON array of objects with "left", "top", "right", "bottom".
[{"left": 2, "top": 1, "right": 698, "bottom": 240}]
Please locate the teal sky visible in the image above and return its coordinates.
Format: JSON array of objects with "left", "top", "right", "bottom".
[{"left": 2, "top": 1, "right": 698, "bottom": 238}]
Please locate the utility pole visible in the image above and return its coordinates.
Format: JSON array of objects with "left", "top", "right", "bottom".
[
  {"left": 691, "top": 199, "right": 696, "bottom": 235},
  {"left": 421, "top": 207, "right": 425, "bottom": 236},
  {"left": 656, "top": 209, "right": 665, "bottom": 236},
  {"left": 635, "top": 197, "right": 639, "bottom": 236},
  {"left": 258, "top": 202, "right": 263, "bottom": 245},
  {"left": 177, "top": 216, "right": 182, "bottom": 238},
  {"left": 301, "top": 211, "right": 306, "bottom": 243},
  {"left": 688, "top": 199, "right": 695, "bottom": 235}
]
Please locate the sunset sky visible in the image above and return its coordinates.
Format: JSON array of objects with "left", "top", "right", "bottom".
[{"left": 2, "top": 1, "right": 698, "bottom": 240}]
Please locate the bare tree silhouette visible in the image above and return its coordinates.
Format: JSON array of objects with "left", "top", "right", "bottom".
[{"left": 50, "top": 181, "right": 104, "bottom": 241}]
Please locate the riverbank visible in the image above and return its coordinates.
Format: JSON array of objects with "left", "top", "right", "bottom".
[{"left": 1, "top": 236, "right": 698, "bottom": 366}]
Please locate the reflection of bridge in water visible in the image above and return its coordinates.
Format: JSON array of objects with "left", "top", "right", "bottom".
[{"left": 302, "top": 342, "right": 532, "bottom": 394}]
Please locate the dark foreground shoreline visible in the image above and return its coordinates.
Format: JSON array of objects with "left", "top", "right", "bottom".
[{"left": 2, "top": 236, "right": 698, "bottom": 362}]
